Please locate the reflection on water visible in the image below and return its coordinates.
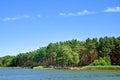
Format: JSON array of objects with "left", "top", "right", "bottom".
[{"left": 0, "top": 68, "right": 120, "bottom": 80}]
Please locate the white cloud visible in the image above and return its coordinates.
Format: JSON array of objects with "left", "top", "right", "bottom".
[
  {"left": 59, "top": 13, "right": 66, "bottom": 16},
  {"left": 3, "top": 17, "right": 19, "bottom": 21},
  {"left": 36, "top": 14, "right": 41, "bottom": 18},
  {"left": 3, "top": 15, "right": 30, "bottom": 21},
  {"left": 59, "top": 10, "right": 95, "bottom": 16},
  {"left": 104, "top": 6, "right": 120, "bottom": 12}
]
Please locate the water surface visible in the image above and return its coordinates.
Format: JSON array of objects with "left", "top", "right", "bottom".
[{"left": 0, "top": 68, "right": 120, "bottom": 80}]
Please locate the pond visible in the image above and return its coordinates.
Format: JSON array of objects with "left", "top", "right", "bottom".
[{"left": 0, "top": 68, "right": 120, "bottom": 80}]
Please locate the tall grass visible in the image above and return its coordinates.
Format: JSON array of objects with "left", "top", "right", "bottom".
[{"left": 81, "top": 66, "right": 120, "bottom": 70}]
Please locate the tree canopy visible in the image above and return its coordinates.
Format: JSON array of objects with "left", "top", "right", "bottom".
[{"left": 0, "top": 36, "right": 120, "bottom": 68}]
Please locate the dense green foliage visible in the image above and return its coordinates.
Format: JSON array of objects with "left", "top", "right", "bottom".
[
  {"left": 89, "top": 56, "right": 111, "bottom": 66},
  {"left": 0, "top": 36, "right": 120, "bottom": 68}
]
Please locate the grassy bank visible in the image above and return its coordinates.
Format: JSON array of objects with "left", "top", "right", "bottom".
[
  {"left": 81, "top": 66, "right": 120, "bottom": 70},
  {"left": 0, "top": 67, "right": 21, "bottom": 69},
  {"left": 33, "top": 66, "right": 120, "bottom": 70},
  {"left": 1, "top": 65, "right": 120, "bottom": 70},
  {"left": 33, "top": 66, "right": 54, "bottom": 70}
]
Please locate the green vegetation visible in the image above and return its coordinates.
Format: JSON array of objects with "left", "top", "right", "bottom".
[
  {"left": 0, "top": 36, "right": 120, "bottom": 70},
  {"left": 0, "top": 56, "right": 14, "bottom": 67},
  {"left": 33, "top": 66, "right": 53, "bottom": 70},
  {"left": 89, "top": 56, "right": 111, "bottom": 66},
  {"left": 81, "top": 66, "right": 120, "bottom": 70}
]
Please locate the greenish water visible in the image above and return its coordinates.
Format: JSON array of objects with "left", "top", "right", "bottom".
[{"left": 0, "top": 68, "right": 120, "bottom": 80}]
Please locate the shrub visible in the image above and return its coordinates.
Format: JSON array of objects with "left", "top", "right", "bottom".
[{"left": 90, "top": 56, "right": 111, "bottom": 66}]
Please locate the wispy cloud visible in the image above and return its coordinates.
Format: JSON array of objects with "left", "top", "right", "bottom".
[
  {"left": 36, "top": 14, "right": 41, "bottom": 18},
  {"left": 59, "top": 10, "right": 95, "bottom": 16},
  {"left": 59, "top": 13, "right": 66, "bottom": 16},
  {"left": 2, "top": 15, "right": 30, "bottom": 21},
  {"left": 104, "top": 6, "right": 120, "bottom": 12}
]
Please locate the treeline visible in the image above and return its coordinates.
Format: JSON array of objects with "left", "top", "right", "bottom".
[{"left": 0, "top": 36, "right": 120, "bottom": 68}]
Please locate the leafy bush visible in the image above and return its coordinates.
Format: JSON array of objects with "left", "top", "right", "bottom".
[{"left": 90, "top": 56, "right": 111, "bottom": 66}]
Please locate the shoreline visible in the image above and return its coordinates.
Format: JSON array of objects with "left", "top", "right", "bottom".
[
  {"left": 33, "top": 66, "right": 120, "bottom": 70},
  {"left": 80, "top": 66, "right": 120, "bottom": 70},
  {"left": 1, "top": 66, "right": 120, "bottom": 70}
]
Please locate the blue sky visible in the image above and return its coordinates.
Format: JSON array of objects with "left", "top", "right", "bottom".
[{"left": 0, "top": 0, "right": 120, "bottom": 57}]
